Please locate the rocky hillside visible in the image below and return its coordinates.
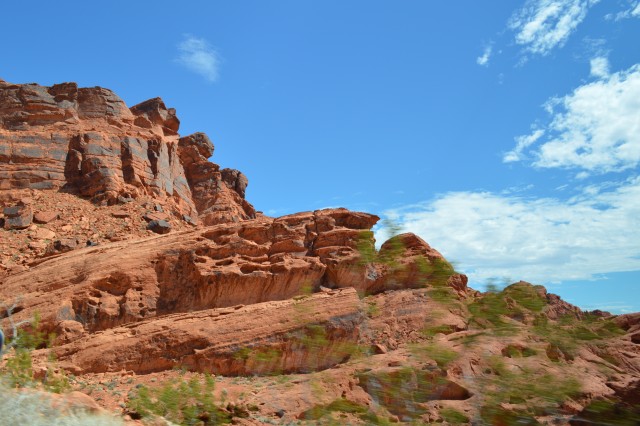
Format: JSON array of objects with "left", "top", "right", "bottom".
[{"left": 1, "top": 79, "right": 639, "bottom": 425}]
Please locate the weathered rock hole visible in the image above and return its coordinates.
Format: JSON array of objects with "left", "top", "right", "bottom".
[
  {"left": 92, "top": 271, "right": 133, "bottom": 296},
  {"left": 203, "top": 228, "right": 235, "bottom": 242},
  {"left": 240, "top": 263, "right": 269, "bottom": 274}
]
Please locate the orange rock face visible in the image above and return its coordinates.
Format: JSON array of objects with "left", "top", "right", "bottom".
[
  {"left": 0, "top": 206, "right": 460, "bottom": 338},
  {"left": 3, "top": 78, "right": 637, "bottom": 425},
  {"left": 49, "top": 288, "right": 362, "bottom": 376},
  {"left": 0, "top": 79, "right": 253, "bottom": 223}
]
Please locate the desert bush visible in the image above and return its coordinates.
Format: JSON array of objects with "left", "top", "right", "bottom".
[
  {"left": 440, "top": 407, "right": 470, "bottom": 424},
  {"left": 127, "top": 374, "right": 231, "bottom": 425},
  {"left": 1, "top": 309, "right": 70, "bottom": 393},
  {"left": 467, "top": 290, "right": 518, "bottom": 335},
  {"left": 533, "top": 313, "right": 625, "bottom": 362},
  {"left": 409, "top": 343, "right": 459, "bottom": 368},
  {"left": 478, "top": 356, "right": 580, "bottom": 424},
  {"left": 300, "top": 398, "right": 391, "bottom": 424},
  {"left": 575, "top": 399, "right": 640, "bottom": 425}
]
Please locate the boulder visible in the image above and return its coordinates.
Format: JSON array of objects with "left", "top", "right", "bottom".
[
  {"left": 33, "top": 210, "right": 59, "bottom": 224},
  {"left": 142, "top": 211, "right": 169, "bottom": 222},
  {"left": 147, "top": 219, "right": 171, "bottom": 234},
  {"left": 52, "top": 238, "right": 80, "bottom": 253},
  {"left": 3, "top": 203, "right": 33, "bottom": 229}
]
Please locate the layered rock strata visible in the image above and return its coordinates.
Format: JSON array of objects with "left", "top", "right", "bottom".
[
  {"left": 0, "top": 208, "right": 467, "bottom": 340},
  {"left": 49, "top": 288, "right": 362, "bottom": 376},
  {"left": 0, "top": 79, "right": 254, "bottom": 224}
]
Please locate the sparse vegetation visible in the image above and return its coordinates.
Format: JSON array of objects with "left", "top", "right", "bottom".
[
  {"left": 409, "top": 342, "right": 459, "bottom": 368},
  {"left": 126, "top": 374, "right": 232, "bottom": 425},
  {"left": 0, "top": 309, "right": 70, "bottom": 393},
  {"left": 575, "top": 399, "right": 640, "bottom": 425},
  {"left": 478, "top": 356, "right": 581, "bottom": 424},
  {"left": 300, "top": 399, "right": 391, "bottom": 425},
  {"left": 440, "top": 407, "right": 470, "bottom": 424}
]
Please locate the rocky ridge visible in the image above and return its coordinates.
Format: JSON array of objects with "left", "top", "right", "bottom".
[
  {"left": 0, "top": 78, "right": 254, "bottom": 226},
  {"left": 1, "top": 79, "right": 639, "bottom": 425}
]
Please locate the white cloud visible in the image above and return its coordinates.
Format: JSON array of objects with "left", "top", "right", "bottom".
[
  {"left": 589, "top": 56, "right": 610, "bottom": 78},
  {"left": 504, "top": 129, "right": 545, "bottom": 163},
  {"left": 477, "top": 45, "right": 493, "bottom": 66},
  {"left": 506, "top": 63, "right": 640, "bottom": 173},
  {"left": 580, "top": 302, "right": 635, "bottom": 313},
  {"left": 509, "top": 0, "right": 600, "bottom": 56},
  {"left": 605, "top": 1, "right": 640, "bottom": 20},
  {"left": 379, "top": 176, "right": 640, "bottom": 286},
  {"left": 176, "top": 35, "right": 220, "bottom": 82}
]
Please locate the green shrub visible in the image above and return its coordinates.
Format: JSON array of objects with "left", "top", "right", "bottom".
[
  {"left": 1, "top": 313, "right": 70, "bottom": 393},
  {"left": 467, "top": 291, "right": 517, "bottom": 335},
  {"left": 440, "top": 407, "right": 469, "bottom": 424},
  {"left": 126, "top": 374, "right": 231, "bottom": 425},
  {"left": 422, "top": 324, "right": 456, "bottom": 337},
  {"left": 478, "top": 357, "right": 580, "bottom": 421},
  {"left": 576, "top": 399, "right": 640, "bottom": 425},
  {"left": 502, "top": 283, "right": 547, "bottom": 312},
  {"left": 410, "top": 343, "right": 459, "bottom": 368},
  {"left": 301, "top": 399, "right": 392, "bottom": 425}
]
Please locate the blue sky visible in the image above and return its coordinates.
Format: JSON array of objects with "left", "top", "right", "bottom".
[{"left": 1, "top": 1, "right": 639, "bottom": 313}]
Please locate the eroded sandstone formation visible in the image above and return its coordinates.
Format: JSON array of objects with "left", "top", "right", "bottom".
[
  {"left": 0, "top": 207, "right": 466, "bottom": 339},
  {"left": 0, "top": 79, "right": 254, "bottom": 224},
  {"left": 1, "top": 78, "right": 639, "bottom": 425},
  {"left": 49, "top": 288, "right": 362, "bottom": 376}
]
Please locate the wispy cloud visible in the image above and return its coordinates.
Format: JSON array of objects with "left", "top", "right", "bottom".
[
  {"left": 505, "top": 63, "right": 640, "bottom": 174},
  {"left": 589, "top": 56, "right": 610, "bottom": 78},
  {"left": 476, "top": 45, "right": 493, "bottom": 66},
  {"left": 605, "top": 0, "right": 640, "bottom": 20},
  {"left": 580, "top": 302, "right": 635, "bottom": 314},
  {"left": 508, "top": 0, "right": 600, "bottom": 56},
  {"left": 504, "top": 129, "right": 545, "bottom": 163},
  {"left": 378, "top": 176, "right": 640, "bottom": 285},
  {"left": 176, "top": 35, "right": 220, "bottom": 82}
]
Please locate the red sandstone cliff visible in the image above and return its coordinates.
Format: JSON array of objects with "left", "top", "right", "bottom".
[
  {"left": 0, "top": 78, "right": 254, "bottom": 225},
  {"left": 1, "top": 78, "right": 638, "bottom": 425}
]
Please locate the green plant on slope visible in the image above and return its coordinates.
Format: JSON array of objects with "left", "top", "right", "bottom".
[
  {"left": 440, "top": 407, "right": 469, "bottom": 424},
  {"left": 358, "top": 219, "right": 459, "bottom": 306},
  {"left": 467, "top": 287, "right": 520, "bottom": 336},
  {"left": 127, "top": 374, "right": 231, "bottom": 425},
  {"left": 533, "top": 312, "right": 625, "bottom": 361},
  {"left": 478, "top": 356, "right": 581, "bottom": 425},
  {"left": 575, "top": 399, "right": 640, "bottom": 426},
  {"left": 300, "top": 398, "right": 391, "bottom": 425},
  {"left": 409, "top": 342, "right": 459, "bottom": 368},
  {"left": 1, "top": 307, "right": 70, "bottom": 393},
  {"left": 461, "top": 285, "right": 590, "bottom": 424}
]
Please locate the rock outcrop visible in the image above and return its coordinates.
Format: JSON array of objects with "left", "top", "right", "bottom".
[
  {"left": 177, "top": 132, "right": 255, "bottom": 225},
  {"left": 49, "top": 288, "right": 362, "bottom": 376},
  {"left": 0, "top": 208, "right": 464, "bottom": 337},
  {"left": 0, "top": 79, "right": 254, "bottom": 223},
  {"left": 1, "top": 78, "right": 638, "bottom": 425}
]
